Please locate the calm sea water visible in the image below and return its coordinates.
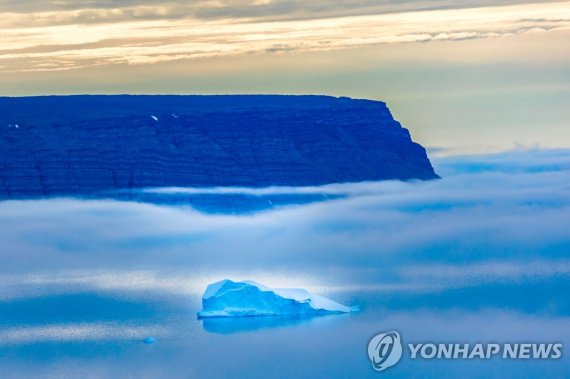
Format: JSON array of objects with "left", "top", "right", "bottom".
[{"left": 1, "top": 282, "right": 568, "bottom": 378}]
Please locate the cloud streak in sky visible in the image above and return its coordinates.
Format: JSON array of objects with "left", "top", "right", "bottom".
[{"left": 0, "top": 1, "right": 569, "bottom": 72}]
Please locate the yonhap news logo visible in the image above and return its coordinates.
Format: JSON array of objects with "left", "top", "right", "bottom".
[
  {"left": 367, "top": 330, "right": 563, "bottom": 373},
  {"left": 367, "top": 331, "right": 403, "bottom": 372}
]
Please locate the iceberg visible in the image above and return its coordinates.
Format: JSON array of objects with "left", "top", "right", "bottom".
[
  {"left": 197, "top": 279, "right": 352, "bottom": 318},
  {"left": 143, "top": 336, "right": 156, "bottom": 344}
]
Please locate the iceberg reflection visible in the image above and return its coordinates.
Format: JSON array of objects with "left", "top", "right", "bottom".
[{"left": 201, "top": 313, "right": 350, "bottom": 334}]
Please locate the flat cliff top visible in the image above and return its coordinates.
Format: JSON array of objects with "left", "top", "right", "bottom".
[{"left": 0, "top": 95, "right": 438, "bottom": 198}]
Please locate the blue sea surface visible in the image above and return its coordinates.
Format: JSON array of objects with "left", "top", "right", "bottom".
[
  {"left": 0, "top": 149, "right": 569, "bottom": 378},
  {"left": 1, "top": 283, "right": 568, "bottom": 378}
]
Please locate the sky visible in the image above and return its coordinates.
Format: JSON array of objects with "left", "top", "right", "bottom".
[{"left": 0, "top": 0, "right": 569, "bottom": 153}]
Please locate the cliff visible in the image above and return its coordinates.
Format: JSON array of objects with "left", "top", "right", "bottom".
[{"left": 0, "top": 95, "right": 438, "bottom": 197}]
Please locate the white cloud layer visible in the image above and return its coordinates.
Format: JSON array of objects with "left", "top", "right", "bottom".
[{"left": 0, "top": 149, "right": 569, "bottom": 302}]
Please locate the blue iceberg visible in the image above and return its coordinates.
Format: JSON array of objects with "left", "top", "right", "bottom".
[
  {"left": 197, "top": 279, "right": 351, "bottom": 318},
  {"left": 143, "top": 336, "right": 156, "bottom": 344}
]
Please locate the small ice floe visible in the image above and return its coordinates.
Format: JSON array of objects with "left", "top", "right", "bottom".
[
  {"left": 171, "top": 114, "right": 178, "bottom": 118},
  {"left": 143, "top": 336, "right": 156, "bottom": 344},
  {"left": 15, "top": 124, "right": 20, "bottom": 129},
  {"left": 197, "top": 279, "right": 353, "bottom": 318},
  {"left": 151, "top": 115, "right": 158, "bottom": 121}
]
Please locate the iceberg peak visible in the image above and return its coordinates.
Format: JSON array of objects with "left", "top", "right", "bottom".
[{"left": 198, "top": 279, "right": 352, "bottom": 318}]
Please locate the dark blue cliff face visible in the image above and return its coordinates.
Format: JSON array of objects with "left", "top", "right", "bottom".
[{"left": 0, "top": 95, "right": 438, "bottom": 198}]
